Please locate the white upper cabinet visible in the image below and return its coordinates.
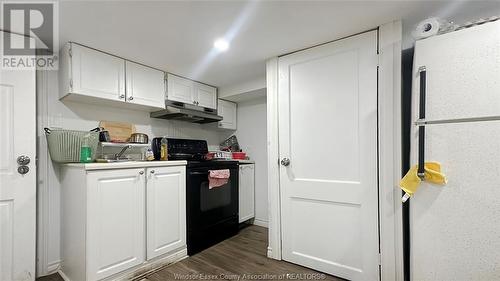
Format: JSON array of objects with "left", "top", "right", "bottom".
[
  {"left": 125, "top": 61, "right": 166, "bottom": 109},
  {"left": 62, "top": 43, "right": 126, "bottom": 102},
  {"left": 59, "top": 42, "right": 216, "bottom": 112},
  {"left": 218, "top": 99, "right": 237, "bottom": 130},
  {"left": 167, "top": 74, "right": 217, "bottom": 109},
  {"left": 194, "top": 82, "right": 217, "bottom": 109},
  {"left": 146, "top": 166, "right": 186, "bottom": 260},
  {"left": 167, "top": 74, "right": 194, "bottom": 105},
  {"left": 86, "top": 168, "right": 145, "bottom": 281}
]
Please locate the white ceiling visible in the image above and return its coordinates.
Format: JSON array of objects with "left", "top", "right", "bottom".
[{"left": 59, "top": 1, "right": 500, "bottom": 88}]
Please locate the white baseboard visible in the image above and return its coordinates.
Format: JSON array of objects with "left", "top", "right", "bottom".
[
  {"left": 58, "top": 270, "right": 70, "bottom": 281},
  {"left": 59, "top": 248, "right": 187, "bottom": 281},
  {"left": 253, "top": 218, "right": 269, "bottom": 228},
  {"left": 47, "top": 260, "right": 61, "bottom": 274}
]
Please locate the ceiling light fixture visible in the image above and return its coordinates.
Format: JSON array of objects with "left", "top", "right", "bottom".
[{"left": 213, "top": 38, "right": 229, "bottom": 52}]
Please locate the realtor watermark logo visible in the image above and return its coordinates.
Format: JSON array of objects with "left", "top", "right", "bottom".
[{"left": 1, "top": 1, "right": 59, "bottom": 70}]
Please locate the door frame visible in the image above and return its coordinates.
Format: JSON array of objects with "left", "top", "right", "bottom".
[{"left": 266, "top": 21, "right": 403, "bottom": 281}]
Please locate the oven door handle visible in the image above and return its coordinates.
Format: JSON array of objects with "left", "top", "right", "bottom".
[{"left": 190, "top": 171, "right": 209, "bottom": 175}]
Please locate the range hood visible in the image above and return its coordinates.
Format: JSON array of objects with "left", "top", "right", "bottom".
[{"left": 150, "top": 102, "right": 223, "bottom": 124}]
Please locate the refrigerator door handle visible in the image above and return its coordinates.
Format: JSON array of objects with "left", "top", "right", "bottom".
[
  {"left": 415, "top": 115, "right": 500, "bottom": 126},
  {"left": 418, "top": 66, "right": 426, "bottom": 179}
]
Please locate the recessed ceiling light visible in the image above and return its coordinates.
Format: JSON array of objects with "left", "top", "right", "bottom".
[{"left": 214, "top": 38, "right": 229, "bottom": 52}]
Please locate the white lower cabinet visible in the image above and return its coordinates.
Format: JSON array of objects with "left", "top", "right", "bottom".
[
  {"left": 87, "top": 168, "right": 146, "bottom": 280},
  {"left": 61, "top": 164, "right": 187, "bottom": 281},
  {"left": 146, "top": 166, "right": 186, "bottom": 259},
  {"left": 238, "top": 164, "right": 255, "bottom": 223}
]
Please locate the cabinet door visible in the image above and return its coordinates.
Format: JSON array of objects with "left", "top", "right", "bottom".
[
  {"left": 218, "top": 99, "right": 237, "bottom": 130},
  {"left": 71, "top": 43, "right": 126, "bottom": 102},
  {"left": 239, "top": 164, "right": 255, "bottom": 223},
  {"left": 126, "top": 61, "right": 166, "bottom": 109},
  {"left": 167, "top": 74, "right": 194, "bottom": 105},
  {"left": 146, "top": 166, "right": 186, "bottom": 260},
  {"left": 87, "top": 168, "right": 145, "bottom": 281},
  {"left": 194, "top": 82, "right": 217, "bottom": 109}
]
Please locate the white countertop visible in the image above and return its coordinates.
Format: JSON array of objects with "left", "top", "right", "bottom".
[{"left": 64, "top": 160, "right": 187, "bottom": 171}]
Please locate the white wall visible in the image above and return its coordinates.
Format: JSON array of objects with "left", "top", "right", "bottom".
[
  {"left": 36, "top": 70, "right": 225, "bottom": 276},
  {"left": 234, "top": 95, "right": 268, "bottom": 227}
]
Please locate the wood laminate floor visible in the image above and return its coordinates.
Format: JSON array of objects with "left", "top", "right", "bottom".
[{"left": 37, "top": 225, "right": 342, "bottom": 281}]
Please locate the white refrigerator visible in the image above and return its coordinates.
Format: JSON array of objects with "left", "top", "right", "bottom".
[{"left": 410, "top": 20, "right": 500, "bottom": 281}]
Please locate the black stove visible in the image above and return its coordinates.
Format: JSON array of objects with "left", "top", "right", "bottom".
[{"left": 167, "top": 138, "right": 239, "bottom": 255}]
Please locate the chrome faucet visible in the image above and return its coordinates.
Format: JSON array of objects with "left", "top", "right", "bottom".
[{"left": 115, "top": 145, "right": 132, "bottom": 160}]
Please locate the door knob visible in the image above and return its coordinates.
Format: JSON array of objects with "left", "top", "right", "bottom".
[
  {"left": 18, "top": 166, "right": 29, "bottom": 175},
  {"left": 17, "top": 155, "right": 30, "bottom": 165},
  {"left": 280, "top": 158, "right": 290, "bottom": 166}
]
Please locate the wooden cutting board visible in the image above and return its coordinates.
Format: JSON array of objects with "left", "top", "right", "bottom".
[{"left": 99, "top": 120, "right": 136, "bottom": 142}]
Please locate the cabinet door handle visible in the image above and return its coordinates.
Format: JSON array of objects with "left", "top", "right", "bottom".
[
  {"left": 139, "top": 171, "right": 144, "bottom": 175},
  {"left": 128, "top": 96, "right": 134, "bottom": 101},
  {"left": 150, "top": 170, "right": 155, "bottom": 174},
  {"left": 119, "top": 94, "right": 125, "bottom": 99}
]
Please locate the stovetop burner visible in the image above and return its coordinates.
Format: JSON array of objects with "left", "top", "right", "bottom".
[
  {"left": 168, "top": 152, "right": 207, "bottom": 161},
  {"left": 166, "top": 138, "right": 238, "bottom": 168},
  {"left": 166, "top": 138, "right": 208, "bottom": 160}
]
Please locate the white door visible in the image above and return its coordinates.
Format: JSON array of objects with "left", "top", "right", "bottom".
[
  {"left": 0, "top": 32, "right": 36, "bottom": 281},
  {"left": 194, "top": 82, "right": 217, "bottom": 109},
  {"left": 167, "top": 74, "right": 194, "bottom": 105},
  {"left": 87, "top": 168, "right": 145, "bottom": 280},
  {"left": 278, "top": 30, "right": 379, "bottom": 281},
  {"left": 125, "top": 61, "right": 165, "bottom": 109},
  {"left": 146, "top": 166, "right": 186, "bottom": 260},
  {"left": 71, "top": 43, "right": 126, "bottom": 102},
  {"left": 238, "top": 164, "right": 255, "bottom": 223},
  {"left": 218, "top": 99, "right": 237, "bottom": 130}
]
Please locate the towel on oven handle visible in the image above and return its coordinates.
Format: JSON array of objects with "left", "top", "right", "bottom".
[{"left": 208, "top": 169, "right": 230, "bottom": 189}]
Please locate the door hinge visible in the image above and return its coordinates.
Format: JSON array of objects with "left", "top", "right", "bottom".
[
  {"left": 69, "top": 79, "right": 73, "bottom": 90},
  {"left": 378, "top": 253, "right": 382, "bottom": 265},
  {"left": 68, "top": 46, "right": 72, "bottom": 58}
]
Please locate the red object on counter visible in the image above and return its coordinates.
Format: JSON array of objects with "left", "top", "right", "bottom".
[
  {"left": 205, "top": 152, "right": 215, "bottom": 160},
  {"left": 232, "top": 152, "right": 246, "bottom": 160}
]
